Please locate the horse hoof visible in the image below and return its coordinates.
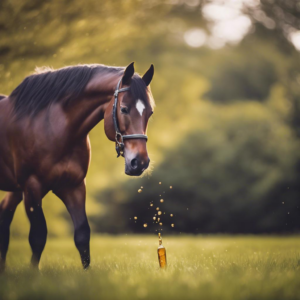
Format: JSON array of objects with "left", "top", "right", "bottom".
[{"left": 83, "top": 262, "right": 90, "bottom": 270}]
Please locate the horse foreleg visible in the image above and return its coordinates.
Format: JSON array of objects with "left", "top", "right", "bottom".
[
  {"left": 54, "top": 182, "right": 90, "bottom": 269},
  {"left": 0, "top": 191, "right": 23, "bottom": 270},
  {"left": 24, "top": 177, "right": 47, "bottom": 268}
]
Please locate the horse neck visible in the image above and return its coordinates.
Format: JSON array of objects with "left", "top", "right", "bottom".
[{"left": 64, "top": 71, "right": 122, "bottom": 139}]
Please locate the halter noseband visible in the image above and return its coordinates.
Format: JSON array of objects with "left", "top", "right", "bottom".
[{"left": 113, "top": 78, "right": 148, "bottom": 157}]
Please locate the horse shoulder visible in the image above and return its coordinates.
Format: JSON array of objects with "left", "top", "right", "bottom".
[{"left": 50, "top": 136, "right": 91, "bottom": 189}]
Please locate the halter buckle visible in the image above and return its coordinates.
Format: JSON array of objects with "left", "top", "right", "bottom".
[{"left": 115, "top": 132, "right": 124, "bottom": 157}]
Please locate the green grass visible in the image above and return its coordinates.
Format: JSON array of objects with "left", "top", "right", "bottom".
[{"left": 1, "top": 235, "right": 300, "bottom": 300}]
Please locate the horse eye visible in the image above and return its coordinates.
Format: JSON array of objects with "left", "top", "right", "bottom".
[{"left": 121, "top": 107, "right": 129, "bottom": 114}]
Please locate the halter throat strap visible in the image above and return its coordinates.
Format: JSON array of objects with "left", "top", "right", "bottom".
[{"left": 112, "top": 78, "right": 148, "bottom": 157}]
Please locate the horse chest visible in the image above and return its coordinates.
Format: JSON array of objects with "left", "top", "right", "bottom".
[{"left": 47, "top": 143, "right": 91, "bottom": 189}]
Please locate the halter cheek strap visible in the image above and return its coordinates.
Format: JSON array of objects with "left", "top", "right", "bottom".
[{"left": 113, "top": 78, "right": 148, "bottom": 157}]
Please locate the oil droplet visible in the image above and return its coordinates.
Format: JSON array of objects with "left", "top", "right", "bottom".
[
  {"left": 158, "top": 211, "right": 162, "bottom": 215},
  {"left": 150, "top": 203, "right": 153, "bottom": 207},
  {"left": 138, "top": 189, "right": 142, "bottom": 193},
  {"left": 141, "top": 186, "right": 143, "bottom": 189},
  {"left": 153, "top": 217, "right": 156, "bottom": 220},
  {"left": 159, "top": 182, "right": 161, "bottom": 185},
  {"left": 143, "top": 223, "right": 148, "bottom": 227},
  {"left": 170, "top": 186, "right": 173, "bottom": 189},
  {"left": 171, "top": 224, "right": 175, "bottom": 227},
  {"left": 156, "top": 207, "right": 159, "bottom": 211},
  {"left": 157, "top": 218, "right": 160, "bottom": 222},
  {"left": 134, "top": 216, "right": 138, "bottom": 220},
  {"left": 170, "top": 214, "right": 173, "bottom": 217},
  {"left": 160, "top": 199, "right": 164, "bottom": 203},
  {"left": 159, "top": 222, "right": 163, "bottom": 226},
  {"left": 30, "top": 207, "right": 34, "bottom": 212}
]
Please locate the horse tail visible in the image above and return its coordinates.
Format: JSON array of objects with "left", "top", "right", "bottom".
[{"left": 0, "top": 94, "right": 7, "bottom": 101}]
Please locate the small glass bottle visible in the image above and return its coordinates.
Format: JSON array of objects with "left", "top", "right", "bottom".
[{"left": 157, "top": 233, "right": 167, "bottom": 268}]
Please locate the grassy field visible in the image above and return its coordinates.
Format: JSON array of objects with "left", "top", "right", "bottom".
[{"left": 1, "top": 235, "right": 300, "bottom": 300}]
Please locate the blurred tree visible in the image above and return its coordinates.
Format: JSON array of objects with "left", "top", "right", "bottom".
[
  {"left": 204, "top": 51, "right": 277, "bottom": 102},
  {"left": 92, "top": 100, "right": 300, "bottom": 234},
  {"left": 0, "top": 0, "right": 300, "bottom": 235}
]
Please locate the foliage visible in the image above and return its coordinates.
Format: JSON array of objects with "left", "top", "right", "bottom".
[
  {"left": 0, "top": 0, "right": 300, "bottom": 235},
  {"left": 94, "top": 100, "right": 300, "bottom": 233}
]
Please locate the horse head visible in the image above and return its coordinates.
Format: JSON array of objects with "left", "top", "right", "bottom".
[{"left": 104, "top": 62, "right": 154, "bottom": 176}]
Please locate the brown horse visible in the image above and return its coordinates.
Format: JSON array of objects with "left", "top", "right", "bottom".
[{"left": 0, "top": 62, "right": 154, "bottom": 269}]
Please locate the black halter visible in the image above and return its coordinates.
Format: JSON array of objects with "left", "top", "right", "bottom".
[{"left": 113, "top": 78, "right": 148, "bottom": 157}]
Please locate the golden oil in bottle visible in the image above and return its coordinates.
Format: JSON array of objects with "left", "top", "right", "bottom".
[{"left": 157, "top": 233, "right": 167, "bottom": 268}]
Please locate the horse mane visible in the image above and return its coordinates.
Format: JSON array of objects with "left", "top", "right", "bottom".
[{"left": 9, "top": 64, "right": 154, "bottom": 118}]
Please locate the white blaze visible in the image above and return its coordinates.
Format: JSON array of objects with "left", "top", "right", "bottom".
[{"left": 136, "top": 99, "right": 145, "bottom": 116}]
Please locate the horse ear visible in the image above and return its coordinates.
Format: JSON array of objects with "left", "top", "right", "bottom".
[
  {"left": 122, "top": 62, "right": 135, "bottom": 85},
  {"left": 142, "top": 64, "right": 154, "bottom": 86}
]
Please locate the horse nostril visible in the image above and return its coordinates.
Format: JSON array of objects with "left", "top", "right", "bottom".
[{"left": 131, "top": 158, "right": 138, "bottom": 169}]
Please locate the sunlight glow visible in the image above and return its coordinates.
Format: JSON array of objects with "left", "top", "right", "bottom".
[
  {"left": 184, "top": 0, "right": 258, "bottom": 49},
  {"left": 210, "top": 15, "right": 252, "bottom": 44},
  {"left": 202, "top": 1, "right": 252, "bottom": 46},
  {"left": 184, "top": 28, "right": 207, "bottom": 48},
  {"left": 289, "top": 31, "right": 300, "bottom": 51},
  {"left": 202, "top": 3, "right": 240, "bottom": 21}
]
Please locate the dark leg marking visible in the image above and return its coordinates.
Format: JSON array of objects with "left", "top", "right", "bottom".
[
  {"left": 54, "top": 182, "right": 90, "bottom": 269},
  {"left": 24, "top": 177, "right": 47, "bottom": 268},
  {"left": 0, "top": 192, "right": 23, "bottom": 271}
]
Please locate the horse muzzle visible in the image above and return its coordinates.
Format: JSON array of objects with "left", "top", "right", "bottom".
[{"left": 125, "top": 155, "right": 150, "bottom": 176}]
